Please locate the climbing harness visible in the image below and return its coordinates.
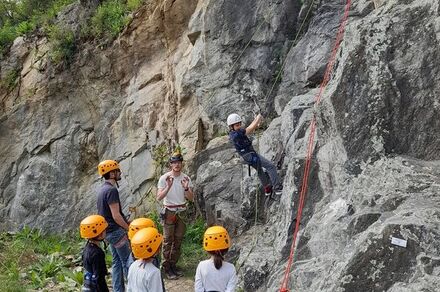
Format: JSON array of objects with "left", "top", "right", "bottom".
[{"left": 279, "top": 1, "right": 352, "bottom": 291}]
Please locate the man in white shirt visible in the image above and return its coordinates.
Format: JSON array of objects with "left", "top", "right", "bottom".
[{"left": 157, "top": 152, "right": 194, "bottom": 279}]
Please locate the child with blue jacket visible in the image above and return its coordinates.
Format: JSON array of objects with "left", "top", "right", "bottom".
[{"left": 227, "top": 113, "right": 283, "bottom": 195}]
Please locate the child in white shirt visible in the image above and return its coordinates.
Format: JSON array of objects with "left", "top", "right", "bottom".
[
  {"left": 195, "top": 226, "right": 237, "bottom": 292},
  {"left": 128, "top": 227, "right": 164, "bottom": 292}
]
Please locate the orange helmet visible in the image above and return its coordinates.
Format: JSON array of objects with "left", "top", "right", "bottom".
[
  {"left": 131, "top": 227, "right": 163, "bottom": 259},
  {"left": 203, "top": 226, "right": 230, "bottom": 251},
  {"left": 128, "top": 218, "right": 156, "bottom": 240},
  {"left": 80, "top": 215, "right": 108, "bottom": 239},
  {"left": 97, "top": 160, "right": 120, "bottom": 176}
]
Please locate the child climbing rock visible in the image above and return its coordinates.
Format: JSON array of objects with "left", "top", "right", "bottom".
[{"left": 227, "top": 113, "right": 283, "bottom": 196}]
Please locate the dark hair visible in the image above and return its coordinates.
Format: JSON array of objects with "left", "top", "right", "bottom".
[
  {"left": 209, "top": 249, "right": 228, "bottom": 270},
  {"left": 103, "top": 169, "right": 119, "bottom": 180}
]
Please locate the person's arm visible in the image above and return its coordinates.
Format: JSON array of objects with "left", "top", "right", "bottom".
[
  {"left": 109, "top": 203, "right": 129, "bottom": 230},
  {"left": 225, "top": 265, "right": 238, "bottom": 292},
  {"left": 157, "top": 186, "right": 170, "bottom": 201},
  {"left": 92, "top": 249, "right": 109, "bottom": 292},
  {"left": 181, "top": 176, "right": 194, "bottom": 202},
  {"left": 94, "top": 249, "right": 108, "bottom": 276},
  {"left": 157, "top": 175, "right": 173, "bottom": 201},
  {"left": 149, "top": 268, "right": 164, "bottom": 292},
  {"left": 194, "top": 263, "right": 204, "bottom": 292},
  {"left": 184, "top": 188, "right": 194, "bottom": 201},
  {"left": 245, "top": 114, "right": 263, "bottom": 135},
  {"left": 156, "top": 187, "right": 170, "bottom": 201}
]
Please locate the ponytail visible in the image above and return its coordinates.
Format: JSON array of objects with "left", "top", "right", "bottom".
[
  {"left": 209, "top": 249, "right": 228, "bottom": 270},
  {"left": 213, "top": 252, "right": 223, "bottom": 269}
]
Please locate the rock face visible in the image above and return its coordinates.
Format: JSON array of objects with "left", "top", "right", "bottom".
[{"left": 1, "top": 0, "right": 440, "bottom": 291}]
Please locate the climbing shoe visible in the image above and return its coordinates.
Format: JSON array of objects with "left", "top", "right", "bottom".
[
  {"left": 264, "top": 185, "right": 273, "bottom": 197},
  {"left": 274, "top": 185, "right": 283, "bottom": 196}
]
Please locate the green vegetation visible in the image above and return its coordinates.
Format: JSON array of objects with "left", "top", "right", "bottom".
[
  {"left": 0, "top": 226, "right": 83, "bottom": 291},
  {"left": 1, "top": 216, "right": 206, "bottom": 289},
  {"left": 180, "top": 217, "right": 206, "bottom": 276},
  {"left": 83, "top": 0, "right": 146, "bottom": 42},
  {"left": 0, "top": 0, "right": 76, "bottom": 58},
  {"left": 0, "top": 0, "right": 147, "bottom": 60},
  {"left": 46, "top": 24, "right": 76, "bottom": 65},
  {"left": 1, "top": 68, "right": 20, "bottom": 91},
  {"left": 0, "top": 24, "right": 16, "bottom": 57},
  {"left": 89, "top": 0, "right": 129, "bottom": 40}
]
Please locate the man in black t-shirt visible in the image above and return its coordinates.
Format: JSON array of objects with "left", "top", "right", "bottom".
[{"left": 97, "top": 160, "right": 132, "bottom": 292}]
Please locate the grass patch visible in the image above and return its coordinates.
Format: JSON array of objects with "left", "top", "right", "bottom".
[
  {"left": 0, "top": 215, "right": 206, "bottom": 288},
  {"left": 180, "top": 217, "right": 207, "bottom": 277},
  {"left": 0, "top": 226, "right": 83, "bottom": 291}
]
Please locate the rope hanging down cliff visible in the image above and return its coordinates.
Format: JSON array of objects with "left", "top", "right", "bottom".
[{"left": 279, "top": 0, "right": 352, "bottom": 291}]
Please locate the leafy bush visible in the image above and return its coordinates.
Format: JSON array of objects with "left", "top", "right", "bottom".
[
  {"left": 180, "top": 217, "right": 207, "bottom": 276},
  {"left": 90, "top": 0, "right": 129, "bottom": 39},
  {"left": 46, "top": 24, "right": 76, "bottom": 65},
  {"left": 18, "top": 0, "right": 56, "bottom": 18},
  {"left": 0, "top": 24, "right": 16, "bottom": 57},
  {"left": 184, "top": 217, "right": 205, "bottom": 245},
  {"left": 16, "top": 20, "right": 35, "bottom": 35},
  {"left": 1, "top": 0, "right": 147, "bottom": 59},
  {"left": 44, "top": 0, "right": 76, "bottom": 21},
  {"left": 63, "top": 268, "right": 84, "bottom": 286},
  {"left": 0, "top": 0, "right": 75, "bottom": 58},
  {"left": 30, "top": 254, "right": 66, "bottom": 288},
  {"left": 0, "top": 227, "right": 83, "bottom": 290}
]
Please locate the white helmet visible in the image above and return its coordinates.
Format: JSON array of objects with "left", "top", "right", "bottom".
[{"left": 227, "top": 113, "right": 242, "bottom": 126}]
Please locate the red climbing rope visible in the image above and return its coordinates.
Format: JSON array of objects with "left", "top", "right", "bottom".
[{"left": 279, "top": 1, "right": 352, "bottom": 291}]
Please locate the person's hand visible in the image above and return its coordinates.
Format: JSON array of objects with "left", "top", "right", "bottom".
[
  {"left": 181, "top": 176, "right": 190, "bottom": 190},
  {"left": 166, "top": 175, "right": 174, "bottom": 188},
  {"left": 256, "top": 114, "right": 263, "bottom": 126}
]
